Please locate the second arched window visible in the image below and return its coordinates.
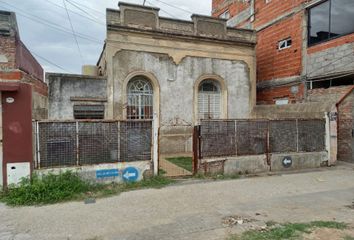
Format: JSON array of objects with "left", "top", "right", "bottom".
[{"left": 198, "top": 80, "right": 221, "bottom": 120}]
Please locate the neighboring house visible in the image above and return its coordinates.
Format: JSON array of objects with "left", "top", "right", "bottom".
[
  {"left": 212, "top": 0, "right": 354, "bottom": 162},
  {"left": 0, "top": 11, "right": 48, "bottom": 187},
  {"left": 48, "top": 2, "right": 257, "bottom": 155}
]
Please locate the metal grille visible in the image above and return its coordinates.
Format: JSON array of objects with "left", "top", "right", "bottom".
[
  {"left": 270, "top": 120, "right": 297, "bottom": 153},
  {"left": 236, "top": 120, "right": 268, "bottom": 156},
  {"left": 198, "top": 119, "right": 326, "bottom": 159},
  {"left": 120, "top": 121, "right": 152, "bottom": 162},
  {"left": 298, "top": 119, "right": 325, "bottom": 152},
  {"left": 38, "top": 122, "right": 77, "bottom": 168},
  {"left": 200, "top": 120, "right": 235, "bottom": 158},
  {"left": 35, "top": 120, "right": 152, "bottom": 169},
  {"left": 78, "top": 122, "right": 118, "bottom": 165}
]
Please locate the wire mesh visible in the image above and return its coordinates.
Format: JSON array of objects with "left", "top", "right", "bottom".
[
  {"left": 38, "top": 122, "right": 77, "bottom": 168},
  {"left": 78, "top": 122, "right": 118, "bottom": 165},
  {"left": 298, "top": 119, "right": 325, "bottom": 152},
  {"left": 198, "top": 119, "right": 326, "bottom": 159},
  {"left": 200, "top": 120, "right": 236, "bottom": 158},
  {"left": 35, "top": 120, "right": 152, "bottom": 169},
  {"left": 120, "top": 121, "right": 152, "bottom": 162},
  {"left": 236, "top": 120, "right": 268, "bottom": 156},
  {"left": 270, "top": 120, "right": 297, "bottom": 153}
]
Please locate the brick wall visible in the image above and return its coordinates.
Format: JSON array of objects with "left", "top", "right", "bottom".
[
  {"left": 212, "top": 0, "right": 250, "bottom": 18},
  {"left": 337, "top": 89, "right": 354, "bottom": 162},
  {"left": 258, "top": 83, "right": 304, "bottom": 104},
  {"left": 0, "top": 35, "right": 16, "bottom": 71},
  {"left": 257, "top": 13, "right": 303, "bottom": 82}
]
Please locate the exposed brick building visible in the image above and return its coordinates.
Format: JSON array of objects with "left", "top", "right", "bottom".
[
  {"left": 0, "top": 11, "right": 48, "bottom": 187},
  {"left": 212, "top": 0, "right": 354, "bottom": 162}
]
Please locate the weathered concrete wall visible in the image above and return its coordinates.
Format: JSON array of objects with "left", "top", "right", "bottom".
[
  {"left": 35, "top": 161, "right": 152, "bottom": 184},
  {"left": 270, "top": 152, "right": 328, "bottom": 172},
  {"left": 47, "top": 73, "right": 107, "bottom": 119},
  {"left": 252, "top": 102, "right": 331, "bottom": 119},
  {"left": 200, "top": 151, "right": 328, "bottom": 176},
  {"left": 112, "top": 50, "right": 251, "bottom": 153}
]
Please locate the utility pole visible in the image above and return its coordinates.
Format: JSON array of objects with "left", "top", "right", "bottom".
[{"left": 143, "top": 0, "right": 146, "bottom": 5}]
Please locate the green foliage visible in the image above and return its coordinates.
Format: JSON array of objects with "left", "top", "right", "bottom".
[
  {"left": 0, "top": 172, "right": 175, "bottom": 206},
  {"left": 166, "top": 157, "right": 193, "bottom": 172},
  {"left": 229, "top": 221, "right": 348, "bottom": 240},
  {"left": 0, "top": 172, "right": 91, "bottom": 206},
  {"left": 194, "top": 172, "right": 240, "bottom": 180}
]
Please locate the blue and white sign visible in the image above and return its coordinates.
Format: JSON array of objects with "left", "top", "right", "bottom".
[
  {"left": 122, "top": 167, "right": 139, "bottom": 182},
  {"left": 282, "top": 156, "right": 292, "bottom": 168},
  {"left": 96, "top": 169, "right": 119, "bottom": 179}
]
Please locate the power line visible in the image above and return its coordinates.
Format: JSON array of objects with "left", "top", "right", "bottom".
[
  {"left": 44, "top": 0, "right": 105, "bottom": 26},
  {"left": 145, "top": 0, "right": 178, "bottom": 19},
  {"left": 63, "top": 0, "right": 84, "bottom": 64},
  {"left": 31, "top": 51, "right": 72, "bottom": 73},
  {"left": 66, "top": 0, "right": 106, "bottom": 17},
  {"left": 152, "top": 0, "right": 193, "bottom": 14},
  {"left": 66, "top": 0, "right": 104, "bottom": 23},
  {"left": 0, "top": 1, "right": 103, "bottom": 44}
]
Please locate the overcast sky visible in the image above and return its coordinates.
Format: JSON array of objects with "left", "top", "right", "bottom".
[{"left": 1, "top": 0, "right": 212, "bottom": 74}]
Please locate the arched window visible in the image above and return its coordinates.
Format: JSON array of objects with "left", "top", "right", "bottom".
[
  {"left": 198, "top": 80, "right": 221, "bottom": 120},
  {"left": 127, "top": 76, "right": 153, "bottom": 119}
]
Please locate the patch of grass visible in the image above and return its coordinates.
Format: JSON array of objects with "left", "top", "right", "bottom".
[
  {"left": 166, "top": 157, "right": 193, "bottom": 172},
  {"left": 159, "top": 168, "right": 167, "bottom": 175},
  {"left": 0, "top": 172, "right": 175, "bottom": 206},
  {"left": 344, "top": 236, "right": 354, "bottom": 240},
  {"left": 228, "top": 221, "right": 348, "bottom": 240},
  {"left": 194, "top": 173, "right": 240, "bottom": 180}
]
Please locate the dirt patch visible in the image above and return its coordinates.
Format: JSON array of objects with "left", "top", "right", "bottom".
[{"left": 303, "top": 227, "right": 354, "bottom": 240}]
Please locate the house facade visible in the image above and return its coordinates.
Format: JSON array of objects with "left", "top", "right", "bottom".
[
  {"left": 48, "top": 2, "right": 257, "bottom": 155},
  {"left": 0, "top": 11, "right": 48, "bottom": 187},
  {"left": 212, "top": 0, "right": 354, "bottom": 162}
]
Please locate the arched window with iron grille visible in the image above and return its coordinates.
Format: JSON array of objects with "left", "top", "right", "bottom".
[{"left": 127, "top": 76, "right": 153, "bottom": 120}]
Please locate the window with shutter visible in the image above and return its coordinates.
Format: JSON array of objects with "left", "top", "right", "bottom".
[{"left": 198, "top": 80, "right": 221, "bottom": 120}]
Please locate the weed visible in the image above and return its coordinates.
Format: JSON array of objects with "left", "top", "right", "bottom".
[
  {"left": 344, "top": 236, "right": 354, "bottom": 240},
  {"left": 0, "top": 172, "right": 175, "bottom": 206},
  {"left": 228, "top": 221, "right": 348, "bottom": 240}
]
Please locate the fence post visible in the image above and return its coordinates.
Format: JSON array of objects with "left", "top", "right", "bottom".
[
  {"left": 76, "top": 121, "right": 79, "bottom": 166},
  {"left": 36, "top": 121, "right": 41, "bottom": 169},
  {"left": 117, "top": 121, "right": 120, "bottom": 162},
  {"left": 296, "top": 119, "right": 299, "bottom": 152},
  {"left": 192, "top": 126, "right": 199, "bottom": 175},
  {"left": 266, "top": 120, "right": 270, "bottom": 166},
  {"left": 234, "top": 120, "right": 237, "bottom": 156},
  {"left": 152, "top": 113, "right": 159, "bottom": 176}
]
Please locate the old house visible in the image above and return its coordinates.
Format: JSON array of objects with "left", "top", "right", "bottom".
[
  {"left": 47, "top": 2, "right": 257, "bottom": 155},
  {"left": 212, "top": 0, "right": 354, "bottom": 162},
  {"left": 0, "top": 11, "right": 48, "bottom": 187}
]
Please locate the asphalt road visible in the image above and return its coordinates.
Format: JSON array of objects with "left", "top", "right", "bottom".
[{"left": 1, "top": 163, "right": 354, "bottom": 240}]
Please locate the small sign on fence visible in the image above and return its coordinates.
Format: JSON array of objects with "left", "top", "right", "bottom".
[
  {"left": 96, "top": 169, "right": 120, "bottom": 179},
  {"left": 122, "top": 167, "right": 139, "bottom": 182},
  {"left": 282, "top": 156, "right": 293, "bottom": 168}
]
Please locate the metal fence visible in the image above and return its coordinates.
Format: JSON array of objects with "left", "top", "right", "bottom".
[
  {"left": 34, "top": 120, "right": 152, "bottom": 169},
  {"left": 198, "top": 119, "right": 326, "bottom": 159}
]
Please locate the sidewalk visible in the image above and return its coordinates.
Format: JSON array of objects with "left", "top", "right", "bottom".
[{"left": 1, "top": 163, "right": 354, "bottom": 240}]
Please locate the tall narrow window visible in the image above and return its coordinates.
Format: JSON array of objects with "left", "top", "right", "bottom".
[
  {"left": 198, "top": 80, "right": 221, "bottom": 120},
  {"left": 127, "top": 76, "right": 153, "bottom": 120}
]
